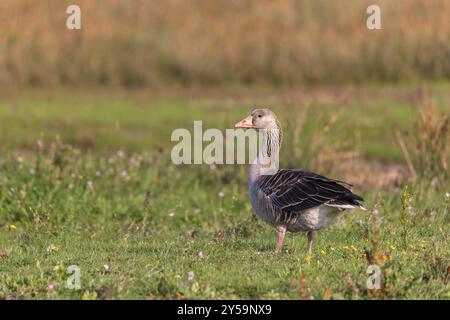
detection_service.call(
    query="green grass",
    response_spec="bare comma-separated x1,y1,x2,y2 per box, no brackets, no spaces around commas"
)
0,86,449,299
3,85,449,160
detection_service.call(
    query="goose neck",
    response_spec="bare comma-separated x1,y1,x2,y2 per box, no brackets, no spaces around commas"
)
249,128,282,183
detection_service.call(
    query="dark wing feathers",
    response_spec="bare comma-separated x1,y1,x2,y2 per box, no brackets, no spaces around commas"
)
257,169,363,212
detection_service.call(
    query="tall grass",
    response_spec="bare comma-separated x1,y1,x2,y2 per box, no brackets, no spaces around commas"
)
0,0,449,87
281,102,357,174
396,96,449,184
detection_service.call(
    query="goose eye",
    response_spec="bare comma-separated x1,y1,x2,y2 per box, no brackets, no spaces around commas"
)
258,114,262,118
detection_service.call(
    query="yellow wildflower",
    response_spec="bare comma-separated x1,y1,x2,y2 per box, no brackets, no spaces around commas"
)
305,255,312,265
47,244,60,252
53,264,65,272
9,224,17,231
320,250,326,255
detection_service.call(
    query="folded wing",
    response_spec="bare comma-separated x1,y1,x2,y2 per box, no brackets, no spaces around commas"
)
257,169,365,212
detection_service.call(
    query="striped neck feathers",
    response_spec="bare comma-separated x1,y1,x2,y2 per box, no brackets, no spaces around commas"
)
249,124,282,182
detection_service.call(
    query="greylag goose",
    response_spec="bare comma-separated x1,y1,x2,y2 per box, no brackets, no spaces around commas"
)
235,109,365,254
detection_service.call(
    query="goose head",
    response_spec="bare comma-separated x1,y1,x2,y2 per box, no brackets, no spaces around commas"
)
235,109,283,172
235,108,281,130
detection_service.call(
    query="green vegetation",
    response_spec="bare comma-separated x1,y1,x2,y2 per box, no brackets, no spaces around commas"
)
0,0,448,301
0,85,448,299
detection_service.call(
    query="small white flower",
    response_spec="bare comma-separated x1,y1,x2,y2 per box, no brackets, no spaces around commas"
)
120,170,128,177
128,157,138,165
46,244,59,252
95,171,102,177
188,271,194,281
117,150,125,158
218,191,225,198
48,282,55,290
445,192,449,199
198,251,204,259
87,181,94,190
430,177,439,187
103,264,110,272
168,212,175,217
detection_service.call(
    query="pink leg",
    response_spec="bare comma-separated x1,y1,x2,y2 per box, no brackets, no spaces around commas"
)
276,226,287,254
306,231,314,255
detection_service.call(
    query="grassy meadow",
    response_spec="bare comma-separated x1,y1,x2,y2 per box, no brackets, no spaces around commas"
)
0,84,448,299
0,0,449,300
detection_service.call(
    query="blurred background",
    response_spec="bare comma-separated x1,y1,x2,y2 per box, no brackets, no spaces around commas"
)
0,0,449,86
0,0,448,179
